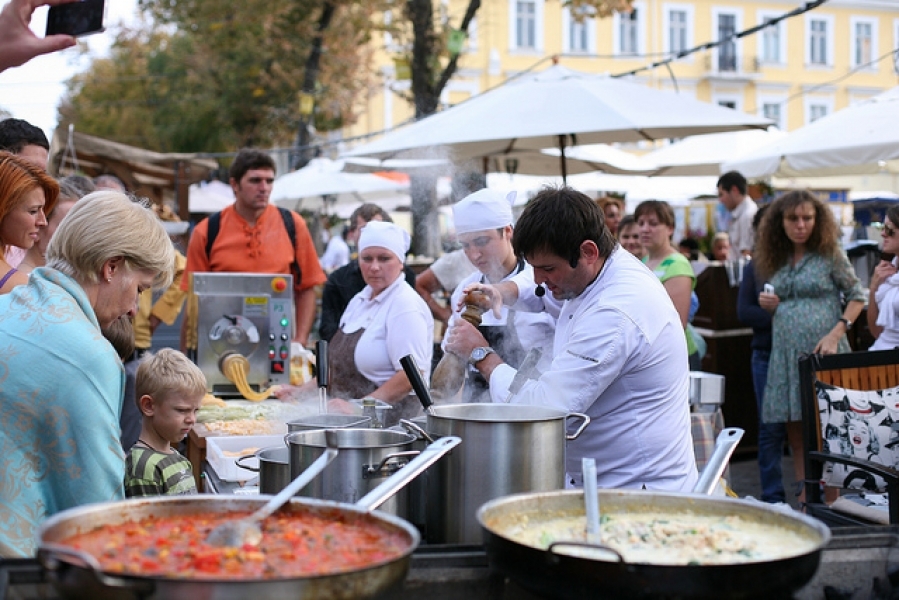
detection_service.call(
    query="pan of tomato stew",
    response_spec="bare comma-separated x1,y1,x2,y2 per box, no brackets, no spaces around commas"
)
38,436,461,600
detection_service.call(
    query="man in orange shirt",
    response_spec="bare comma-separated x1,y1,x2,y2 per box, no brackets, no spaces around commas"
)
181,149,326,348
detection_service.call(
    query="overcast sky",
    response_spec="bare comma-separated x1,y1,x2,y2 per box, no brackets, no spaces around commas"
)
0,0,140,141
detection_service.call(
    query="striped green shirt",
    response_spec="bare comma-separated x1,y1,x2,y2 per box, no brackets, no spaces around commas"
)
125,446,198,498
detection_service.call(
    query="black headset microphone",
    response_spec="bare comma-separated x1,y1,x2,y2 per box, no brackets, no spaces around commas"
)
534,284,545,297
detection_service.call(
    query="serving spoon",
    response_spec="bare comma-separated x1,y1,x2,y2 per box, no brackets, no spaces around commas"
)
206,429,340,548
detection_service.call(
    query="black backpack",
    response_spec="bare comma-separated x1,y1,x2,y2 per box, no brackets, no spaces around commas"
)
204,207,302,287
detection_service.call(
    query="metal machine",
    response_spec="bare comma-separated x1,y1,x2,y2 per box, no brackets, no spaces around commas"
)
193,272,294,397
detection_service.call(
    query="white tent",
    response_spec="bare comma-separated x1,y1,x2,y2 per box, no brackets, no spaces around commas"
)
723,86,899,178
642,129,786,177
188,180,234,213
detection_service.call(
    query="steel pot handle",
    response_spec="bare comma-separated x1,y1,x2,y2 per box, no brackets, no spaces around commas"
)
236,454,260,472
38,542,156,594
565,413,591,441
547,540,624,564
399,418,435,443
364,450,420,478
357,436,461,511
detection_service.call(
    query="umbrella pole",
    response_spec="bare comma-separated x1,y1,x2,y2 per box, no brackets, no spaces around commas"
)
558,134,568,184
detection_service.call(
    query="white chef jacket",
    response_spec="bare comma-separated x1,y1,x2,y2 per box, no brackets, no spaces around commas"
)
444,262,556,374
340,273,434,387
489,247,699,492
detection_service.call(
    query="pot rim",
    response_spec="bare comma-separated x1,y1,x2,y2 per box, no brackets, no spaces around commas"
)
38,494,420,583
286,428,417,450
427,403,569,423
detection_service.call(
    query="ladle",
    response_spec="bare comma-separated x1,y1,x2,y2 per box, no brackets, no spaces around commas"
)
316,339,329,414
400,354,433,414
206,429,340,547
582,458,600,544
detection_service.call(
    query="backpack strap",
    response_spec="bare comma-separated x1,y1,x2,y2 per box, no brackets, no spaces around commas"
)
204,211,222,260
277,207,302,288
203,207,301,288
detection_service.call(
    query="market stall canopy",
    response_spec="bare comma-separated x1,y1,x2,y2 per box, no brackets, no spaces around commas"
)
343,65,771,180
270,157,410,215
722,86,899,178
642,128,786,177
189,180,235,213
48,128,218,219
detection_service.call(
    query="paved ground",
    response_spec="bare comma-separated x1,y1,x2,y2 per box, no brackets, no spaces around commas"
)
728,452,802,510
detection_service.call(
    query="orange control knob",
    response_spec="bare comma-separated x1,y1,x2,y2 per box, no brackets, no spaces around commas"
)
271,277,288,293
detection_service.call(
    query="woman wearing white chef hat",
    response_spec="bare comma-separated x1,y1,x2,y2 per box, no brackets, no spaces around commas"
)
280,221,433,426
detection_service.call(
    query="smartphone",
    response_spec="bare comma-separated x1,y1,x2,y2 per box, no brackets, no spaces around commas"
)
45,0,105,37
763,283,775,295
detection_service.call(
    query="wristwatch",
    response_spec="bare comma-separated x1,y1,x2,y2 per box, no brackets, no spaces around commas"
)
838,317,853,330
469,346,496,366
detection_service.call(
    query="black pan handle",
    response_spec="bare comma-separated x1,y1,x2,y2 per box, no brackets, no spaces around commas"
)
315,340,329,389
400,354,433,412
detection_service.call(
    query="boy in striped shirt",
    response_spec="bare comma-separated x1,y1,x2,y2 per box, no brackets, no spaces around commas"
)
125,348,206,497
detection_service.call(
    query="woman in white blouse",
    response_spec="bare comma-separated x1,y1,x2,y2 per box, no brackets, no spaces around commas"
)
868,206,899,351
281,221,433,426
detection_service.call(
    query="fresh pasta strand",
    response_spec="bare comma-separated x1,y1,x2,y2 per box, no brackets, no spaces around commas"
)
222,355,278,402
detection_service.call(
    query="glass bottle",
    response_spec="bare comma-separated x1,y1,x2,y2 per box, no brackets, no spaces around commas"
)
362,397,383,428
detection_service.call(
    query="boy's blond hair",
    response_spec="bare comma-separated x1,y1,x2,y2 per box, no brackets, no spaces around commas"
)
136,348,207,408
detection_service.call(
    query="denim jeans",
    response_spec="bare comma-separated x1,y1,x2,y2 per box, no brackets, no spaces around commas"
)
752,349,787,503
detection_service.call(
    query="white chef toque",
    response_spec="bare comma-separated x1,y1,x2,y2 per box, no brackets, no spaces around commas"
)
453,189,517,235
358,220,410,263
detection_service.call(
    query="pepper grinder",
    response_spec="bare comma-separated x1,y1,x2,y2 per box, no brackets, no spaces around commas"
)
430,290,489,403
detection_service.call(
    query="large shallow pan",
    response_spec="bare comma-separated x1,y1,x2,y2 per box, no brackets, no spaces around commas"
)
38,436,460,600
478,489,830,600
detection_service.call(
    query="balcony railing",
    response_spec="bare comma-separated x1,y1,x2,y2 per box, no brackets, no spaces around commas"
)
701,54,762,80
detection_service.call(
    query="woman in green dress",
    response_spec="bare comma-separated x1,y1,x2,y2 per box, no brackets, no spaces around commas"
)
754,190,865,497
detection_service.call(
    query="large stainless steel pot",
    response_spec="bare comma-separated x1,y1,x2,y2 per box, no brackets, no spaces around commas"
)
236,446,290,495
287,428,417,518
37,437,461,600
286,414,371,432
477,489,831,600
425,403,589,544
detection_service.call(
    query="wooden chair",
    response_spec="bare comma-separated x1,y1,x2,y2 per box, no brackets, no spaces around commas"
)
799,348,899,526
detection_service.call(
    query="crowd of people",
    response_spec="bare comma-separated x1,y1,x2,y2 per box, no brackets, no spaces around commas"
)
0,107,887,559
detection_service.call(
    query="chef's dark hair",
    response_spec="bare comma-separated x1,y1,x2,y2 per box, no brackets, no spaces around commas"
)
513,186,616,267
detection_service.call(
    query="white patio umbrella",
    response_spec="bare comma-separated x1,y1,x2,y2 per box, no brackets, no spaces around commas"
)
641,128,786,177
188,180,235,213
270,157,409,214
344,65,770,181
722,86,899,178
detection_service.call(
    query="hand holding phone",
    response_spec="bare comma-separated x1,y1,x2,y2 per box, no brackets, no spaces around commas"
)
45,0,105,38
763,283,775,295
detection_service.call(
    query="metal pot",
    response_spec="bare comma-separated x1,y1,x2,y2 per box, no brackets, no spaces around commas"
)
286,414,371,432
236,446,290,495
37,437,461,600
425,403,590,544
477,489,831,600
287,428,417,518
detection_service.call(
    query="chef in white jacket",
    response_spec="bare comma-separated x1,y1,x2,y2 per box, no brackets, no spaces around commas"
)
445,186,698,492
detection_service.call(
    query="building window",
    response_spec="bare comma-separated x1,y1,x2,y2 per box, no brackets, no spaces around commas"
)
851,18,877,68
718,100,736,109
668,9,687,54
761,17,780,63
762,103,782,129
619,8,638,54
568,10,589,52
516,0,536,49
718,13,736,71
809,104,827,122
809,19,828,65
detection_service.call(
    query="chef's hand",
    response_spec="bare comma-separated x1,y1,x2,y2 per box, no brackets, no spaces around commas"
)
871,260,898,293
758,292,779,314
327,398,359,415
459,282,504,318
445,318,488,358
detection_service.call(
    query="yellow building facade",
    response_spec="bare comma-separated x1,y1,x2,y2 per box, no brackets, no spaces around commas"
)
343,0,899,147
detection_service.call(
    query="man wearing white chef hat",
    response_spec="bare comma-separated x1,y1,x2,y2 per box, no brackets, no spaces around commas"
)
446,186,698,492
436,189,555,403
